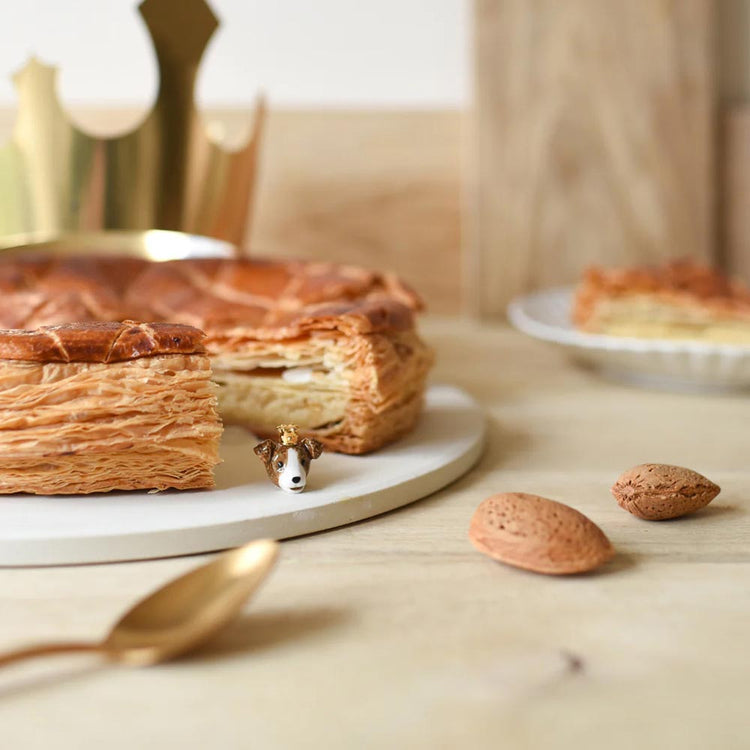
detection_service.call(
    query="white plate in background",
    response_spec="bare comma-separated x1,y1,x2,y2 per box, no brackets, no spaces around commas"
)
508,287,750,392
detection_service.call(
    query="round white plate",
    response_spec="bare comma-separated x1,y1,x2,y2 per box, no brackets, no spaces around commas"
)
0,385,485,567
508,287,750,391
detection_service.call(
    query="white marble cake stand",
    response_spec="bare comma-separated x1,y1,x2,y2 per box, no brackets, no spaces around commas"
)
0,385,485,566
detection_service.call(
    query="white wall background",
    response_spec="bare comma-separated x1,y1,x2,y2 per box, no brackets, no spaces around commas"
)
0,0,469,108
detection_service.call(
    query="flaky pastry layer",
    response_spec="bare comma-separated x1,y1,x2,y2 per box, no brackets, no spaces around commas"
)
0,354,221,494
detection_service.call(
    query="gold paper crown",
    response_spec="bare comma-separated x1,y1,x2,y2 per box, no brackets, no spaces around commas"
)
276,425,301,447
0,0,264,247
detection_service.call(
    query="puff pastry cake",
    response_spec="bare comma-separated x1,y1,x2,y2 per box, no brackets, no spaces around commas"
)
0,256,433,454
0,321,221,494
573,260,750,344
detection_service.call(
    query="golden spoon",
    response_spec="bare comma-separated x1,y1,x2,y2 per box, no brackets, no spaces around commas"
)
0,538,279,668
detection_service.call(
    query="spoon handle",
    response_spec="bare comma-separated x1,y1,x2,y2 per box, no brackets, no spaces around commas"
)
0,641,101,668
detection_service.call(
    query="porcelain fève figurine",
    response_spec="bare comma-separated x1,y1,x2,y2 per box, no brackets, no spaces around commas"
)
254,425,324,493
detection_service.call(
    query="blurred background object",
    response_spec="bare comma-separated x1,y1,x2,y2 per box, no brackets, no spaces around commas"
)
3,1,750,316
0,0,467,313
471,0,714,315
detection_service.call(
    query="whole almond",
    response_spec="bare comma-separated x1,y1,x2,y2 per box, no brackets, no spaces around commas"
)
611,464,720,521
469,492,614,575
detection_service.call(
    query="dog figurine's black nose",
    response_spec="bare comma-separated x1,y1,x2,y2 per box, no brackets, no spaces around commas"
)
292,476,301,484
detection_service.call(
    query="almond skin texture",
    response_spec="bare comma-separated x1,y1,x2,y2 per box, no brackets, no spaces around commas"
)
469,492,614,575
611,464,720,521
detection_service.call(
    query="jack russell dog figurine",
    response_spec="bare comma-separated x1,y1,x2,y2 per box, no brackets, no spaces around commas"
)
254,424,324,493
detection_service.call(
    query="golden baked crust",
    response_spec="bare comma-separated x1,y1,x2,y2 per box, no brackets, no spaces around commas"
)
0,256,421,334
130,258,421,339
573,260,750,343
0,321,205,363
0,256,432,454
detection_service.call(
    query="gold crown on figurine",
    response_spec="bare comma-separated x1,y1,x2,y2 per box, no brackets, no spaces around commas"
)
276,425,301,447
0,0,264,247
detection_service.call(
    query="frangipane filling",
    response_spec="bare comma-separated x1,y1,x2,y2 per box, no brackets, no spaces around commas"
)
210,336,350,432
591,296,750,344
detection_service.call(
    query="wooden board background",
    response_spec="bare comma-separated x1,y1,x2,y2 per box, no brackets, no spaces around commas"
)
471,0,715,316
721,109,750,283
251,110,463,314
718,0,750,283
0,107,463,314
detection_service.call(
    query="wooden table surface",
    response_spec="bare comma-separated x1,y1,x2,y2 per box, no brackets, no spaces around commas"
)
0,318,748,749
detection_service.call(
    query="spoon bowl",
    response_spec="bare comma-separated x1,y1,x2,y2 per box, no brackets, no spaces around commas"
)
0,539,279,669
